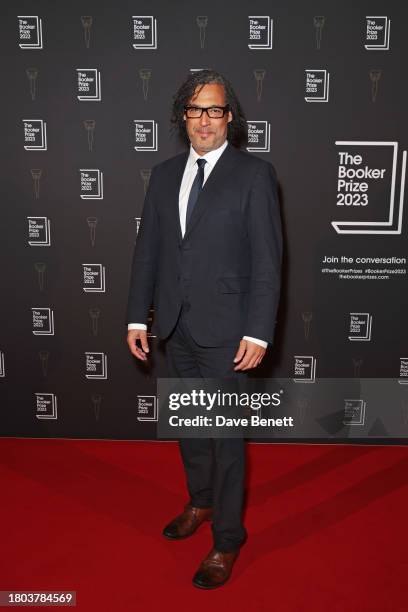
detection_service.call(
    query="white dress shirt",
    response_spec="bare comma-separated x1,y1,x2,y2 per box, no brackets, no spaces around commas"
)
128,139,267,349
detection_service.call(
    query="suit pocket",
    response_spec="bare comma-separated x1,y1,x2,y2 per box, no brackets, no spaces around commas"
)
217,276,250,294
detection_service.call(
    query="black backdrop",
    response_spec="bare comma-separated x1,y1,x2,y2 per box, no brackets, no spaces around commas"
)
1,1,407,442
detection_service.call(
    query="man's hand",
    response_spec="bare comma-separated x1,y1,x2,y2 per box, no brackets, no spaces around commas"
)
127,329,150,361
233,339,266,371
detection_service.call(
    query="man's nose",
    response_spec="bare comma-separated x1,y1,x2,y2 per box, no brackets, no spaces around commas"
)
199,111,210,126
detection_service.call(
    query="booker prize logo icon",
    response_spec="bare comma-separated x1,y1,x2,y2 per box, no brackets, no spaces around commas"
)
28,217,51,246
132,16,158,49
137,396,158,421
82,264,106,292
139,69,151,101
296,397,310,425
253,69,266,101
80,169,103,199
23,119,47,150
91,394,102,421
83,120,96,152
313,16,325,50
343,400,366,426
35,393,58,419
246,121,271,152
348,313,372,341
399,358,408,384
26,67,39,100
89,308,100,336
364,16,390,50
352,356,364,377
369,69,382,103
85,352,108,379
87,217,98,247
32,308,55,335
31,169,42,198
331,141,406,235
293,356,317,383
81,16,93,48
34,262,46,291
18,16,43,49
248,16,273,49
140,168,151,194
76,69,101,101
301,311,313,340
304,69,330,102
38,350,49,377
196,16,208,49
134,120,158,151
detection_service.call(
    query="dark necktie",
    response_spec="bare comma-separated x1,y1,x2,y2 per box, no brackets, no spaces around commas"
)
185,158,207,229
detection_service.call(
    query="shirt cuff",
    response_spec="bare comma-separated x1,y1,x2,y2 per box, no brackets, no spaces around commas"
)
242,335,268,349
128,323,147,330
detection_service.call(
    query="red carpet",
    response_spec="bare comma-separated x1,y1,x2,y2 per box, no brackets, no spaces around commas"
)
0,439,407,611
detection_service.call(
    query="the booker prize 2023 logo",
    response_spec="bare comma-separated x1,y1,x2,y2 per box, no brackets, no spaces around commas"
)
85,353,108,379
18,16,43,49
293,356,317,383
27,217,51,246
348,313,372,341
399,358,408,385
304,70,330,103
246,121,271,152
32,308,54,335
76,69,101,101
82,264,106,292
134,121,158,151
23,120,47,150
80,169,104,199
247,16,273,49
137,396,158,422
343,400,366,426
364,16,391,51
332,141,406,235
35,394,58,419
132,16,158,49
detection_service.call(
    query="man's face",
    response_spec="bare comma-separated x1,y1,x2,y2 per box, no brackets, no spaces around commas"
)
183,83,233,155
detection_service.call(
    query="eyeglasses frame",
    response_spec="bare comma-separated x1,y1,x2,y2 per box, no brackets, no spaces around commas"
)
184,104,231,119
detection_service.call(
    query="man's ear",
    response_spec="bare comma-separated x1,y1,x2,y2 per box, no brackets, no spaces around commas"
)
183,113,186,121
227,111,233,123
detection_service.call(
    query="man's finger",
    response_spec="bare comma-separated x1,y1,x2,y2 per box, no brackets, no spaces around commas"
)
234,347,265,370
127,331,149,361
233,340,247,363
235,356,256,371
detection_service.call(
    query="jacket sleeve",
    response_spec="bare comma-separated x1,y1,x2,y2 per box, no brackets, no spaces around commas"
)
125,166,159,325
244,161,282,345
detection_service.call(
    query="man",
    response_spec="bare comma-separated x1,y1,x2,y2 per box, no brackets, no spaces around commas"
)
126,70,282,589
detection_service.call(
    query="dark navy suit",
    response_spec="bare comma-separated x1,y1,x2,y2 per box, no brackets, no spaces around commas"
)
126,142,282,551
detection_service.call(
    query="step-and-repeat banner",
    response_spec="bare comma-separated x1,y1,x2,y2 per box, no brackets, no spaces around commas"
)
1,2,407,442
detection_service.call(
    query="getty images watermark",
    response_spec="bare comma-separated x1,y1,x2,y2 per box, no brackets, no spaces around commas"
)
157,378,408,440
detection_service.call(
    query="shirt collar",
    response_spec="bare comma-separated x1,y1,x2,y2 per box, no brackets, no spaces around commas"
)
187,139,229,170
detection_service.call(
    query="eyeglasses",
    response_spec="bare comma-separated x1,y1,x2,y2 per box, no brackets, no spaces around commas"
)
184,105,230,118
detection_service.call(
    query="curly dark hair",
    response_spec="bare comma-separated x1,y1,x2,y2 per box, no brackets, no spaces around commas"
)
170,70,247,148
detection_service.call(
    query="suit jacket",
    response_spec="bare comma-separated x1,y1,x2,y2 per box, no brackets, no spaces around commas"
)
126,141,282,347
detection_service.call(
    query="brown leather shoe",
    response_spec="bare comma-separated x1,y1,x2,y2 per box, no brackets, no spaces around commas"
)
192,548,240,589
162,504,212,540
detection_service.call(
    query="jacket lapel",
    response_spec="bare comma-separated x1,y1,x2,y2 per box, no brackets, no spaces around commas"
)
168,151,189,243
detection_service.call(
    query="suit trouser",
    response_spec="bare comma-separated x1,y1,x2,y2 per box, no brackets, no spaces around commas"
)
164,302,248,553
